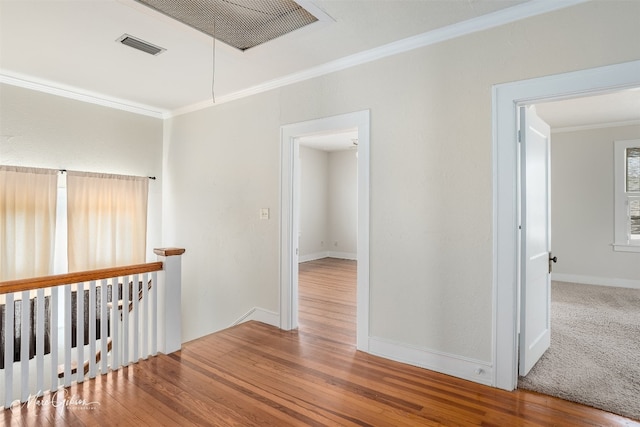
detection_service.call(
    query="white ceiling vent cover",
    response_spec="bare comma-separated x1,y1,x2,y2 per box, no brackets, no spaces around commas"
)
117,34,167,55
134,0,319,51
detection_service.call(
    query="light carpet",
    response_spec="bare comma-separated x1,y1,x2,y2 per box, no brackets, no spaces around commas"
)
518,281,640,421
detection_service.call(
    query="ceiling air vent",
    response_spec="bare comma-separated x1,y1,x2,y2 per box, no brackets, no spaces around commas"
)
134,0,319,51
117,34,166,56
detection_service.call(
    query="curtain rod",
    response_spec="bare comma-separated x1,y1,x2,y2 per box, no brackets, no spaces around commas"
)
59,169,156,180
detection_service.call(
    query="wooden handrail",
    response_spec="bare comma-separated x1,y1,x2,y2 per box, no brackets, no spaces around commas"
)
0,262,163,295
154,247,186,257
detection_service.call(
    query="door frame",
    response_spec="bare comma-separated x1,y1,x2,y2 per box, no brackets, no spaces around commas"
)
492,60,640,390
280,110,370,351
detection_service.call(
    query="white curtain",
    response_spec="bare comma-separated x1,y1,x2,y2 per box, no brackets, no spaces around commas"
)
0,166,58,282
67,171,148,272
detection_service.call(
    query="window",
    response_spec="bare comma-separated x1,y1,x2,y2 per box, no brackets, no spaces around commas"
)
0,166,58,281
66,171,148,272
1,167,150,279
614,139,640,252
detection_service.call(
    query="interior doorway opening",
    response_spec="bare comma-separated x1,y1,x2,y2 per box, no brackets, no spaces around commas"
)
515,89,640,419
493,59,640,391
280,110,370,352
517,88,640,378
297,131,359,345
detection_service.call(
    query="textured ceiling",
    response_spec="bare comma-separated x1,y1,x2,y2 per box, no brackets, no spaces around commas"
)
0,0,529,115
3,0,635,127
535,88,640,130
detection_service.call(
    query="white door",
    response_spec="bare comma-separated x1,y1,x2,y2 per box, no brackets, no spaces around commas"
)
519,106,553,376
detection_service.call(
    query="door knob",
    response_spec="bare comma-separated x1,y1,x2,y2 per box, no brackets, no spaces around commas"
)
548,252,557,273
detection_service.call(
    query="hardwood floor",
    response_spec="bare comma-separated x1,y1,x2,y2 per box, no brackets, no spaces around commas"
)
298,257,357,347
4,258,639,426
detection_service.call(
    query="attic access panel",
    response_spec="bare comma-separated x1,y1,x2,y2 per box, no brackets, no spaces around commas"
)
135,0,318,51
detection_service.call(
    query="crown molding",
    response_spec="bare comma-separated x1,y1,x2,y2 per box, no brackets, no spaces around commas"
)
551,119,640,133
0,72,169,119
2,0,588,119
170,0,589,117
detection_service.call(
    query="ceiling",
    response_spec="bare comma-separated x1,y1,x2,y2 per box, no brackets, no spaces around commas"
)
0,0,637,128
0,0,530,116
535,88,640,130
298,129,358,152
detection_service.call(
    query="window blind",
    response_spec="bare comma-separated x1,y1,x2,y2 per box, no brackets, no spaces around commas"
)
627,147,640,192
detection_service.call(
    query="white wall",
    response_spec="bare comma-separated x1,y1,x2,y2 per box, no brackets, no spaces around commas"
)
551,124,640,288
299,146,357,261
0,84,164,262
163,96,281,340
164,0,640,356
299,145,328,259
3,1,638,372
328,149,358,258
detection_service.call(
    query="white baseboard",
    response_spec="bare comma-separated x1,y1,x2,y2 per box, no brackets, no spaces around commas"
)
328,251,357,260
368,336,493,386
233,311,494,386
298,251,358,263
232,307,280,327
551,273,640,289
299,251,330,263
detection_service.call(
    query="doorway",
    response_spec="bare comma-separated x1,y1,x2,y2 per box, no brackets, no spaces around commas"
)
493,59,640,391
280,110,370,352
518,90,640,381
297,132,359,344
516,90,640,419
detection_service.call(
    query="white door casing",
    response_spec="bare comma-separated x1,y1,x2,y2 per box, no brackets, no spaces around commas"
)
280,110,370,351
519,106,551,376
493,59,640,390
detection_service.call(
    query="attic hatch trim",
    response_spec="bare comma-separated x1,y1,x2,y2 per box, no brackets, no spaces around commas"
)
133,0,331,51
117,34,167,56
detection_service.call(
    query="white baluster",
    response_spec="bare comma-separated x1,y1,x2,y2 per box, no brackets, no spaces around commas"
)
63,284,72,387
36,288,45,396
151,271,157,356
111,280,120,371
142,272,149,359
132,274,139,362
4,293,15,408
100,279,108,374
122,276,129,365
76,282,84,383
88,280,96,378
20,291,30,401
50,286,59,392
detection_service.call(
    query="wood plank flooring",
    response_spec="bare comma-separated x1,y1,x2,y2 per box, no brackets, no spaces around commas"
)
3,258,639,426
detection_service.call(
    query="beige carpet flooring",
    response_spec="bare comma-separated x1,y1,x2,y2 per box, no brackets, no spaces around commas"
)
518,281,640,421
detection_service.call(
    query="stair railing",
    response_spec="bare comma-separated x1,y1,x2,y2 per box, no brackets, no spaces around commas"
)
0,247,184,409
